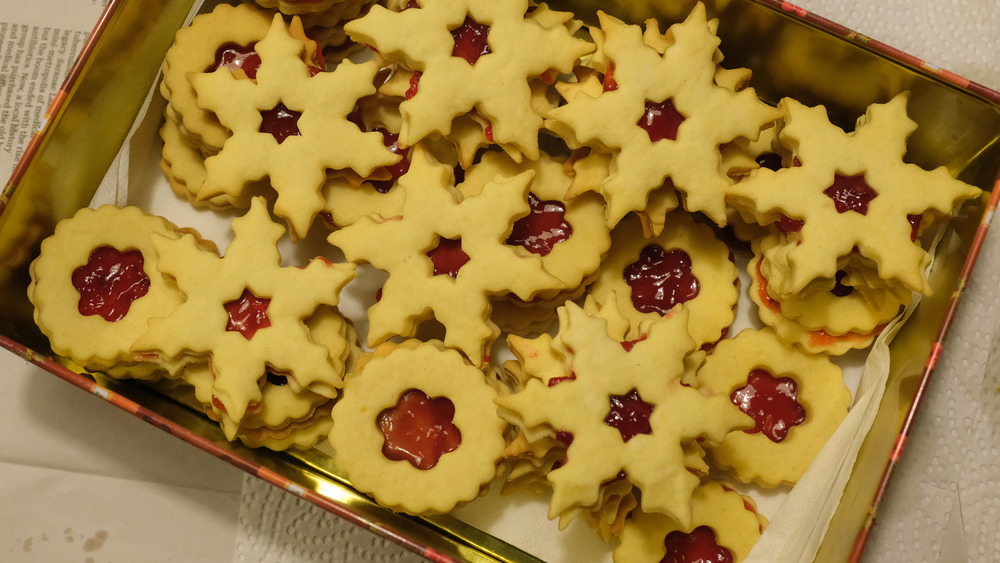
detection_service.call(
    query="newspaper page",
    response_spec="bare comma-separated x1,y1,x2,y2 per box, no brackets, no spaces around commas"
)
0,0,111,181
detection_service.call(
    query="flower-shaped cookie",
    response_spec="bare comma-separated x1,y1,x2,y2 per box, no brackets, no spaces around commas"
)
329,340,507,514
495,301,750,529
28,205,189,378
344,0,594,159
132,197,356,425
726,92,982,298
189,14,400,239
544,6,779,226
695,328,851,486
328,144,563,366
614,480,767,563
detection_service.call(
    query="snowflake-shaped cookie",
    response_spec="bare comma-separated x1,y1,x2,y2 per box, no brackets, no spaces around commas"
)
544,5,779,226
726,92,982,298
495,301,750,528
328,145,563,366
343,0,594,159
132,197,356,425
189,14,400,239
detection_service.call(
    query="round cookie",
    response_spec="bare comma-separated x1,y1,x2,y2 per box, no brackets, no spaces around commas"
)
329,340,507,514
27,205,190,378
695,327,851,487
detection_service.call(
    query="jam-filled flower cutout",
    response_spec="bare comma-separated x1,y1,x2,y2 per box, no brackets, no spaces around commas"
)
72,246,151,322
544,6,779,226
695,328,850,487
726,93,981,299
330,340,506,514
189,14,401,239
132,197,356,431
496,301,749,529
344,0,594,159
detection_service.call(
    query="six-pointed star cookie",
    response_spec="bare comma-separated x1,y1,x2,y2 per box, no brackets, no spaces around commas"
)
132,197,356,427
726,93,982,298
544,5,779,226
190,14,400,240
344,0,594,159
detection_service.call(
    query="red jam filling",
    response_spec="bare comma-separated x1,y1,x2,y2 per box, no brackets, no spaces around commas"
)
72,245,151,322
206,42,261,79
638,99,685,143
451,16,492,66
908,213,921,242
369,128,411,194
548,374,576,387
224,288,272,340
824,174,878,215
621,334,647,352
604,388,654,443
406,71,422,99
377,389,461,470
755,152,783,171
662,526,734,563
731,369,806,443
777,214,805,234
505,193,572,256
427,237,470,279
624,245,700,316
602,62,619,92
259,102,302,144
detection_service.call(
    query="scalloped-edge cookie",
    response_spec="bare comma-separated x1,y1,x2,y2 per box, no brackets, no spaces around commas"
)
344,0,593,159
28,205,190,378
695,328,851,487
544,6,779,226
132,197,356,427
614,480,767,563
726,92,982,298
328,144,563,366
329,339,507,514
590,211,738,351
495,300,750,529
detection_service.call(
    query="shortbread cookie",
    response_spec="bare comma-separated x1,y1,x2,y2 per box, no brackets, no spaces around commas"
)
726,92,982,298
160,3,322,152
189,15,400,239
695,328,851,487
590,211,738,351
132,197,356,427
544,6,779,226
614,480,767,563
495,301,750,529
329,340,507,514
328,144,563,366
28,205,189,378
344,0,594,159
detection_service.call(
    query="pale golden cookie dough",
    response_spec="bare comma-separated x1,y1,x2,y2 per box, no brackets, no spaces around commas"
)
696,328,851,487
28,205,189,378
329,340,507,514
614,480,767,563
590,211,738,350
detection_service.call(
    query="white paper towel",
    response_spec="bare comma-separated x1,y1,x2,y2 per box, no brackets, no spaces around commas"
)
232,1,1000,561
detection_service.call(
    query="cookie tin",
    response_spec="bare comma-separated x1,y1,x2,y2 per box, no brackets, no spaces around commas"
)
1,0,998,561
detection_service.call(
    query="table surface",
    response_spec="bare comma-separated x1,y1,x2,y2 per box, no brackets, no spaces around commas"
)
2,1,998,562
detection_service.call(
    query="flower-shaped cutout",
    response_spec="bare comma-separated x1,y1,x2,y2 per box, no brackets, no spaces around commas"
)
72,246,150,322
544,6,779,226
190,14,400,239
726,93,982,297
495,302,750,528
328,144,563,366
344,0,593,159
132,197,356,426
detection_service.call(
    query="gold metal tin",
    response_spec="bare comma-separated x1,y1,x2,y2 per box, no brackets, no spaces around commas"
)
1,0,998,561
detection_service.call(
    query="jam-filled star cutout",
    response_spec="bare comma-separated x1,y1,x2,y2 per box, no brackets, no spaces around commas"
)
190,14,400,239
223,288,272,340
133,197,356,429
727,93,981,298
